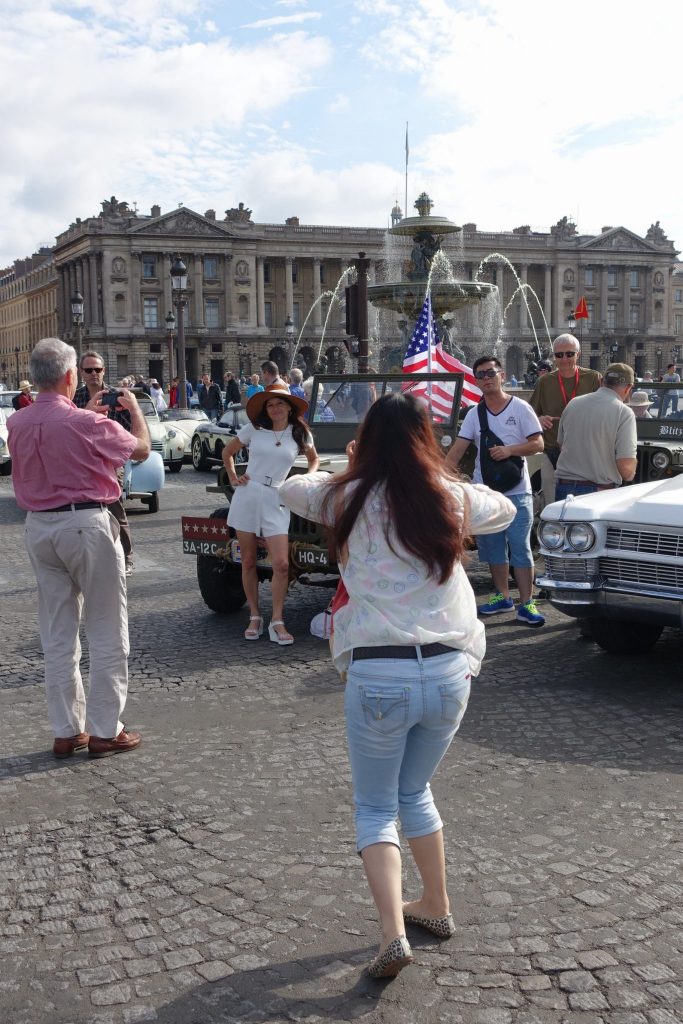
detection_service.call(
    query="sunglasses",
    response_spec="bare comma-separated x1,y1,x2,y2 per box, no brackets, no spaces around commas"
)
554,351,577,359
474,368,500,380
82,366,105,373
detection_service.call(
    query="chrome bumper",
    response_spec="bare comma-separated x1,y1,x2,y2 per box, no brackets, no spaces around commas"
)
537,576,683,627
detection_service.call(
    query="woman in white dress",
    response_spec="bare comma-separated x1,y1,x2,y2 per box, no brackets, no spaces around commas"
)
222,384,319,644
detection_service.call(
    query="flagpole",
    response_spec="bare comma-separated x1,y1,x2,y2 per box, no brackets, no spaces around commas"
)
427,291,433,411
404,122,409,218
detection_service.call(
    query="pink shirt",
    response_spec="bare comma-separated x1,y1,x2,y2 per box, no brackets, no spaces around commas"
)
8,393,138,511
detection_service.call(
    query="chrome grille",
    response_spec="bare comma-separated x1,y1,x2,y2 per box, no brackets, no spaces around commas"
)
606,527,683,557
151,441,165,453
599,557,683,591
542,556,600,582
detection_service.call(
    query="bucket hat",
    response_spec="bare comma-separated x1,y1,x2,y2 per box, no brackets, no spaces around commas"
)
629,390,655,407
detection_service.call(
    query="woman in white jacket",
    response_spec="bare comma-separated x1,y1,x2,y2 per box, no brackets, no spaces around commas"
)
280,392,515,979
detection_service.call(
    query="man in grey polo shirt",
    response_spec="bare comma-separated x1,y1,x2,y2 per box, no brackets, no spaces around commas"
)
554,363,637,501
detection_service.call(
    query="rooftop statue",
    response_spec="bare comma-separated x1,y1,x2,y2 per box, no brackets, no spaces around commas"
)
225,203,253,224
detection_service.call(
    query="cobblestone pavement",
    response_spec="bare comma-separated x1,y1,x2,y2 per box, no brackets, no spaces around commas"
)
1,468,682,1024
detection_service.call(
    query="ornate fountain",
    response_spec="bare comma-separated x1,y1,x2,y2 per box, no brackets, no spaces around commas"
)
367,192,497,318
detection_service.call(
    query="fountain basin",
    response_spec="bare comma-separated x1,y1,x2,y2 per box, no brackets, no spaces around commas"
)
368,280,497,318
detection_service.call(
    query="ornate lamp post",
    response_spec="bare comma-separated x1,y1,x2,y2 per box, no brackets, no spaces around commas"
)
165,311,176,381
71,291,84,364
284,314,294,372
14,346,20,387
170,255,188,409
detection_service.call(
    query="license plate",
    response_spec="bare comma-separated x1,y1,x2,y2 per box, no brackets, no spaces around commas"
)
183,538,226,557
231,538,272,567
292,546,329,569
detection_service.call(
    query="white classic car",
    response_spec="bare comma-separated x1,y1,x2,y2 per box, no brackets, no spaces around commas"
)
537,476,683,653
159,407,210,463
0,408,10,475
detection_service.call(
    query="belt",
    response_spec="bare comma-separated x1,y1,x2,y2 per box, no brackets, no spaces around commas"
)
40,501,108,512
557,479,617,491
352,643,455,661
249,475,284,488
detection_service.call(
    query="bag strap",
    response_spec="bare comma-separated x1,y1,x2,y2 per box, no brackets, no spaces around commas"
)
477,400,490,435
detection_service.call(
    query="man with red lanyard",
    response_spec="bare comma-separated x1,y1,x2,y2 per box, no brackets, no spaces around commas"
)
529,334,600,506
8,337,151,760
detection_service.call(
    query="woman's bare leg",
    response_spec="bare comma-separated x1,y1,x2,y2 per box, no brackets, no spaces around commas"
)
361,842,405,950
402,829,449,917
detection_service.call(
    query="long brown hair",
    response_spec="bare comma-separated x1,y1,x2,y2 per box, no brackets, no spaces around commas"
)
322,392,466,583
253,400,309,454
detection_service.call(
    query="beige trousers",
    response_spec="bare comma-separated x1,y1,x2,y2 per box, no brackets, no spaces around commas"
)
25,507,129,738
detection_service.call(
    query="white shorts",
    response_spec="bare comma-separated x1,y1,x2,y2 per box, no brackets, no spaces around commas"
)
227,481,291,537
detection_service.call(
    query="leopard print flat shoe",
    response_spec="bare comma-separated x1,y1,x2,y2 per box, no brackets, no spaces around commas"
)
366,935,413,979
402,910,456,940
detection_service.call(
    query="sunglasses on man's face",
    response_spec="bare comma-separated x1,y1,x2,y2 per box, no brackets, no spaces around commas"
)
474,368,500,380
554,351,577,359
82,366,104,373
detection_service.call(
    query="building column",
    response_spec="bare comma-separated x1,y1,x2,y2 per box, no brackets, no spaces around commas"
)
130,252,142,327
496,264,504,333
162,253,172,323
622,266,630,332
60,265,70,335
600,266,609,330
82,258,90,327
256,257,266,328
519,264,528,328
223,254,233,327
88,254,100,325
553,263,563,335
312,258,322,330
193,254,204,327
643,266,653,329
544,264,552,329
285,257,294,321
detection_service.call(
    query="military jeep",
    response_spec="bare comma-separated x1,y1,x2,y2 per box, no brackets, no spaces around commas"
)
181,373,465,613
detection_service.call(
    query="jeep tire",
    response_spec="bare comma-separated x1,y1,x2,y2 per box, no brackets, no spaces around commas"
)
197,555,246,613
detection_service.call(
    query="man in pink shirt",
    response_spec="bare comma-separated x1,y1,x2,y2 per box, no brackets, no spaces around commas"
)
8,337,151,759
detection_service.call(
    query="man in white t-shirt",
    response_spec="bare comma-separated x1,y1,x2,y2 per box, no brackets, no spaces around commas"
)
447,355,545,627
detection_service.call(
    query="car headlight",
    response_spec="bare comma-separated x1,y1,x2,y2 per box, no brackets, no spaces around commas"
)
566,523,596,552
166,429,177,439
652,450,671,471
539,521,565,549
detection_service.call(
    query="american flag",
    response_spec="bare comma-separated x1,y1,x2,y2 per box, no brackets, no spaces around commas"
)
402,294,482,415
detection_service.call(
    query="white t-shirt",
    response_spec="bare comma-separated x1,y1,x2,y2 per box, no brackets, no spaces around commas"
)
459,396,542,497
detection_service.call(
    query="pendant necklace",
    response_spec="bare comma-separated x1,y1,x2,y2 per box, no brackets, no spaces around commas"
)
273,427,287,447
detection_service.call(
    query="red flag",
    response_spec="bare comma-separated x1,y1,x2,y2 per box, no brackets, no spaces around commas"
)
574,296,589,319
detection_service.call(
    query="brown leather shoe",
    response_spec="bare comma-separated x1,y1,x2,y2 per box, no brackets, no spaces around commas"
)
88,729,142,759
53,733,90,759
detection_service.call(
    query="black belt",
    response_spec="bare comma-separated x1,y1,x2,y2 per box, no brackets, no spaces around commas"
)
352,643,455,661
41,501,108,512
557,479,617,491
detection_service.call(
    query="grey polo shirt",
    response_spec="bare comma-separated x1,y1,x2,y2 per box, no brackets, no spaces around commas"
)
556,387,637,487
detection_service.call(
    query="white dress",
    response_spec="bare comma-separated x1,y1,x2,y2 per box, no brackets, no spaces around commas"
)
227,423,310,537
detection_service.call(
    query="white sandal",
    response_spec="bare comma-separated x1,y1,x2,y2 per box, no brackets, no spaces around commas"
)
268,620,294,646
244,615,263,641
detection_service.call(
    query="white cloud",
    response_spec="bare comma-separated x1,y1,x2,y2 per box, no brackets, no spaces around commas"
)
243,13,323,29
327,93,350,114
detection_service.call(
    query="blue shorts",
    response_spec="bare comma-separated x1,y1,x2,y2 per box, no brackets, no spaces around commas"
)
476,492,534,568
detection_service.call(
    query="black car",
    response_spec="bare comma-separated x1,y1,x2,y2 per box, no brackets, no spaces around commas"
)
190,404,249,471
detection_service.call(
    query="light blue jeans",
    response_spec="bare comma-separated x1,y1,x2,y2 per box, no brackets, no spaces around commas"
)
344,649,471,853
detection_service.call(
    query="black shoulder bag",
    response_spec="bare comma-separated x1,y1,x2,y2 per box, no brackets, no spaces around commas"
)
477,402,525,493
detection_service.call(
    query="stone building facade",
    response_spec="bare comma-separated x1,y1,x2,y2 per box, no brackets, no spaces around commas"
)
0,250,58,387
1,197,680,386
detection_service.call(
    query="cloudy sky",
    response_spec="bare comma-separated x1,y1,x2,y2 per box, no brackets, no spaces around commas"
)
2,0,682,267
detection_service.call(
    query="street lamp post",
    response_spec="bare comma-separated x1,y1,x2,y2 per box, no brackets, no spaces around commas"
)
71,291,84,364
656,347,662,377
284,315,294,372
170,256,188,410
165,311,176,382
14,346,20,387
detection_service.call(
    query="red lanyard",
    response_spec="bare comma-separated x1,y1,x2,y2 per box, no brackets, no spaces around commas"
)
558,369,579,407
